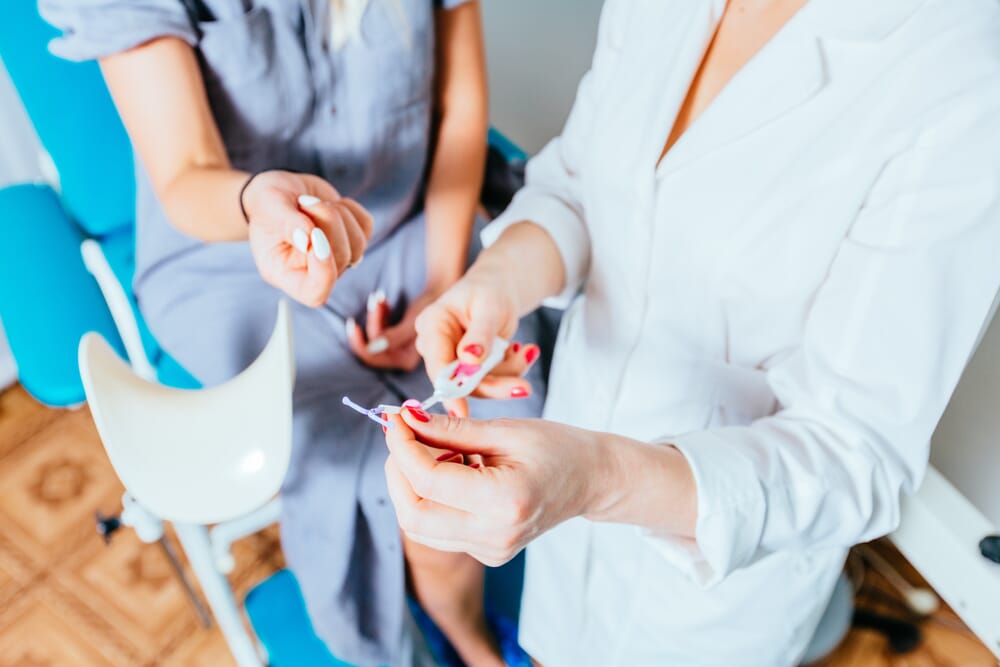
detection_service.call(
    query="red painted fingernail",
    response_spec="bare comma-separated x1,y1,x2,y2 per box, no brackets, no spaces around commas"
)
469,463,481,469
463,344,484,358
382,424,388,433
405,405,430,422
447,409,458,418
437,450,461,462
511,342,521,353
456,363,481,377
510,386,529,398
525,345,540,364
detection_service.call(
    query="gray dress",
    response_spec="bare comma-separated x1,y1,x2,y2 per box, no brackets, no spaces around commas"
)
39,1,546,664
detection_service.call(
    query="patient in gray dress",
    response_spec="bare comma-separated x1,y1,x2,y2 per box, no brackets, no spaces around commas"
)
40,0,545,664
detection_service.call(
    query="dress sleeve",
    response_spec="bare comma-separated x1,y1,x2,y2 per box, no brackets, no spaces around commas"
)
433,0,471,9
39,0,197,62
481,0,625,308
646,91,1000,587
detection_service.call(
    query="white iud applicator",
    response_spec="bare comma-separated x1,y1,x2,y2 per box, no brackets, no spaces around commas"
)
342,337,511,427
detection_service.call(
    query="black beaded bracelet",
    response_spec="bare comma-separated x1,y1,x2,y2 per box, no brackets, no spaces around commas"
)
239,172,262,224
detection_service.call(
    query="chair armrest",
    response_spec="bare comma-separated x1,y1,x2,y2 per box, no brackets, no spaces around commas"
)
0,184,125,405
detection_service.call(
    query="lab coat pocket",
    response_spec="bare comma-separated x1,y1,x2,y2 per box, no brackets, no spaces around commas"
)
198,5,314,167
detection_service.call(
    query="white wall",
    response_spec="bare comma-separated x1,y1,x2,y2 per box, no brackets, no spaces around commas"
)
932,303,1000,526
482,0,603,153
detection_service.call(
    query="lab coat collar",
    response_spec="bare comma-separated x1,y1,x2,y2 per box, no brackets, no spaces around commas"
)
658,0,923,174
660,9,825,174
804,0,927,43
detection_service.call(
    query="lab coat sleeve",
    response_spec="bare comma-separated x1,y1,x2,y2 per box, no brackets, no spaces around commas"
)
39,0,197,62
481,0,626,308
648,98,1000,587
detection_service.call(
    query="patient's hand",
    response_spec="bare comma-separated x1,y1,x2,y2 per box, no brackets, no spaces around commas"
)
345,290,431,372
244,170,373,308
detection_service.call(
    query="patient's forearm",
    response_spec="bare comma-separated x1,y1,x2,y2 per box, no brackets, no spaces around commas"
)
467,221,566,316
100,37,251,242
159,167,252,242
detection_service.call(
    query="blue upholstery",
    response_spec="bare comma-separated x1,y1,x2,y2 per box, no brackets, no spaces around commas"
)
0,3,197,399
487,128,528,163
0,0,134,237
245,570,355,667
0,184,124,405
246,560,528,667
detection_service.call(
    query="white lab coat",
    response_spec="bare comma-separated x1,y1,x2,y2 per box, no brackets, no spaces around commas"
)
484,0,1000,665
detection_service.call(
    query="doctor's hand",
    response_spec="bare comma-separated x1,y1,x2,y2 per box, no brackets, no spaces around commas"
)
383,408,612,566
243,170,373,308
414,268,539,417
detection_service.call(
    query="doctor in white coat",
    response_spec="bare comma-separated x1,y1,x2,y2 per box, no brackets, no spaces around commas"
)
381,0,1000,664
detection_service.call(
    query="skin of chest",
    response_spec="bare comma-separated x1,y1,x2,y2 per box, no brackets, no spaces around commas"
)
661,0,810,162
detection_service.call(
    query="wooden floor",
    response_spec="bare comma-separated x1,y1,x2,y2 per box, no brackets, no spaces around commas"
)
0,384,994,667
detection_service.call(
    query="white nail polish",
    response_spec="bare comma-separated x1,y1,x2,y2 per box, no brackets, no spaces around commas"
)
292,229,309,254
346,317,357,338
367,337,389,354
297,194,321,208
367,288,387,312
311,228,331,260
352,255,364,268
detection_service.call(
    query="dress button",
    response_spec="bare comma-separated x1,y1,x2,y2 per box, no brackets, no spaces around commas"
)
376,497,387,507
333,166,348,178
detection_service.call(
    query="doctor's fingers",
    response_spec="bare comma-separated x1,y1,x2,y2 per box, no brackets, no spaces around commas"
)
455,297,515,366
385,457,524,562
414,303,467,378
472,343,541,399
385,413,502,513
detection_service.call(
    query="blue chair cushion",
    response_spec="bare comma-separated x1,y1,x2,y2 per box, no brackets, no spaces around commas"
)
488,128,528,163
0,1,135,237
246,556,529,667
245,569,356,667
0,184,125,406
